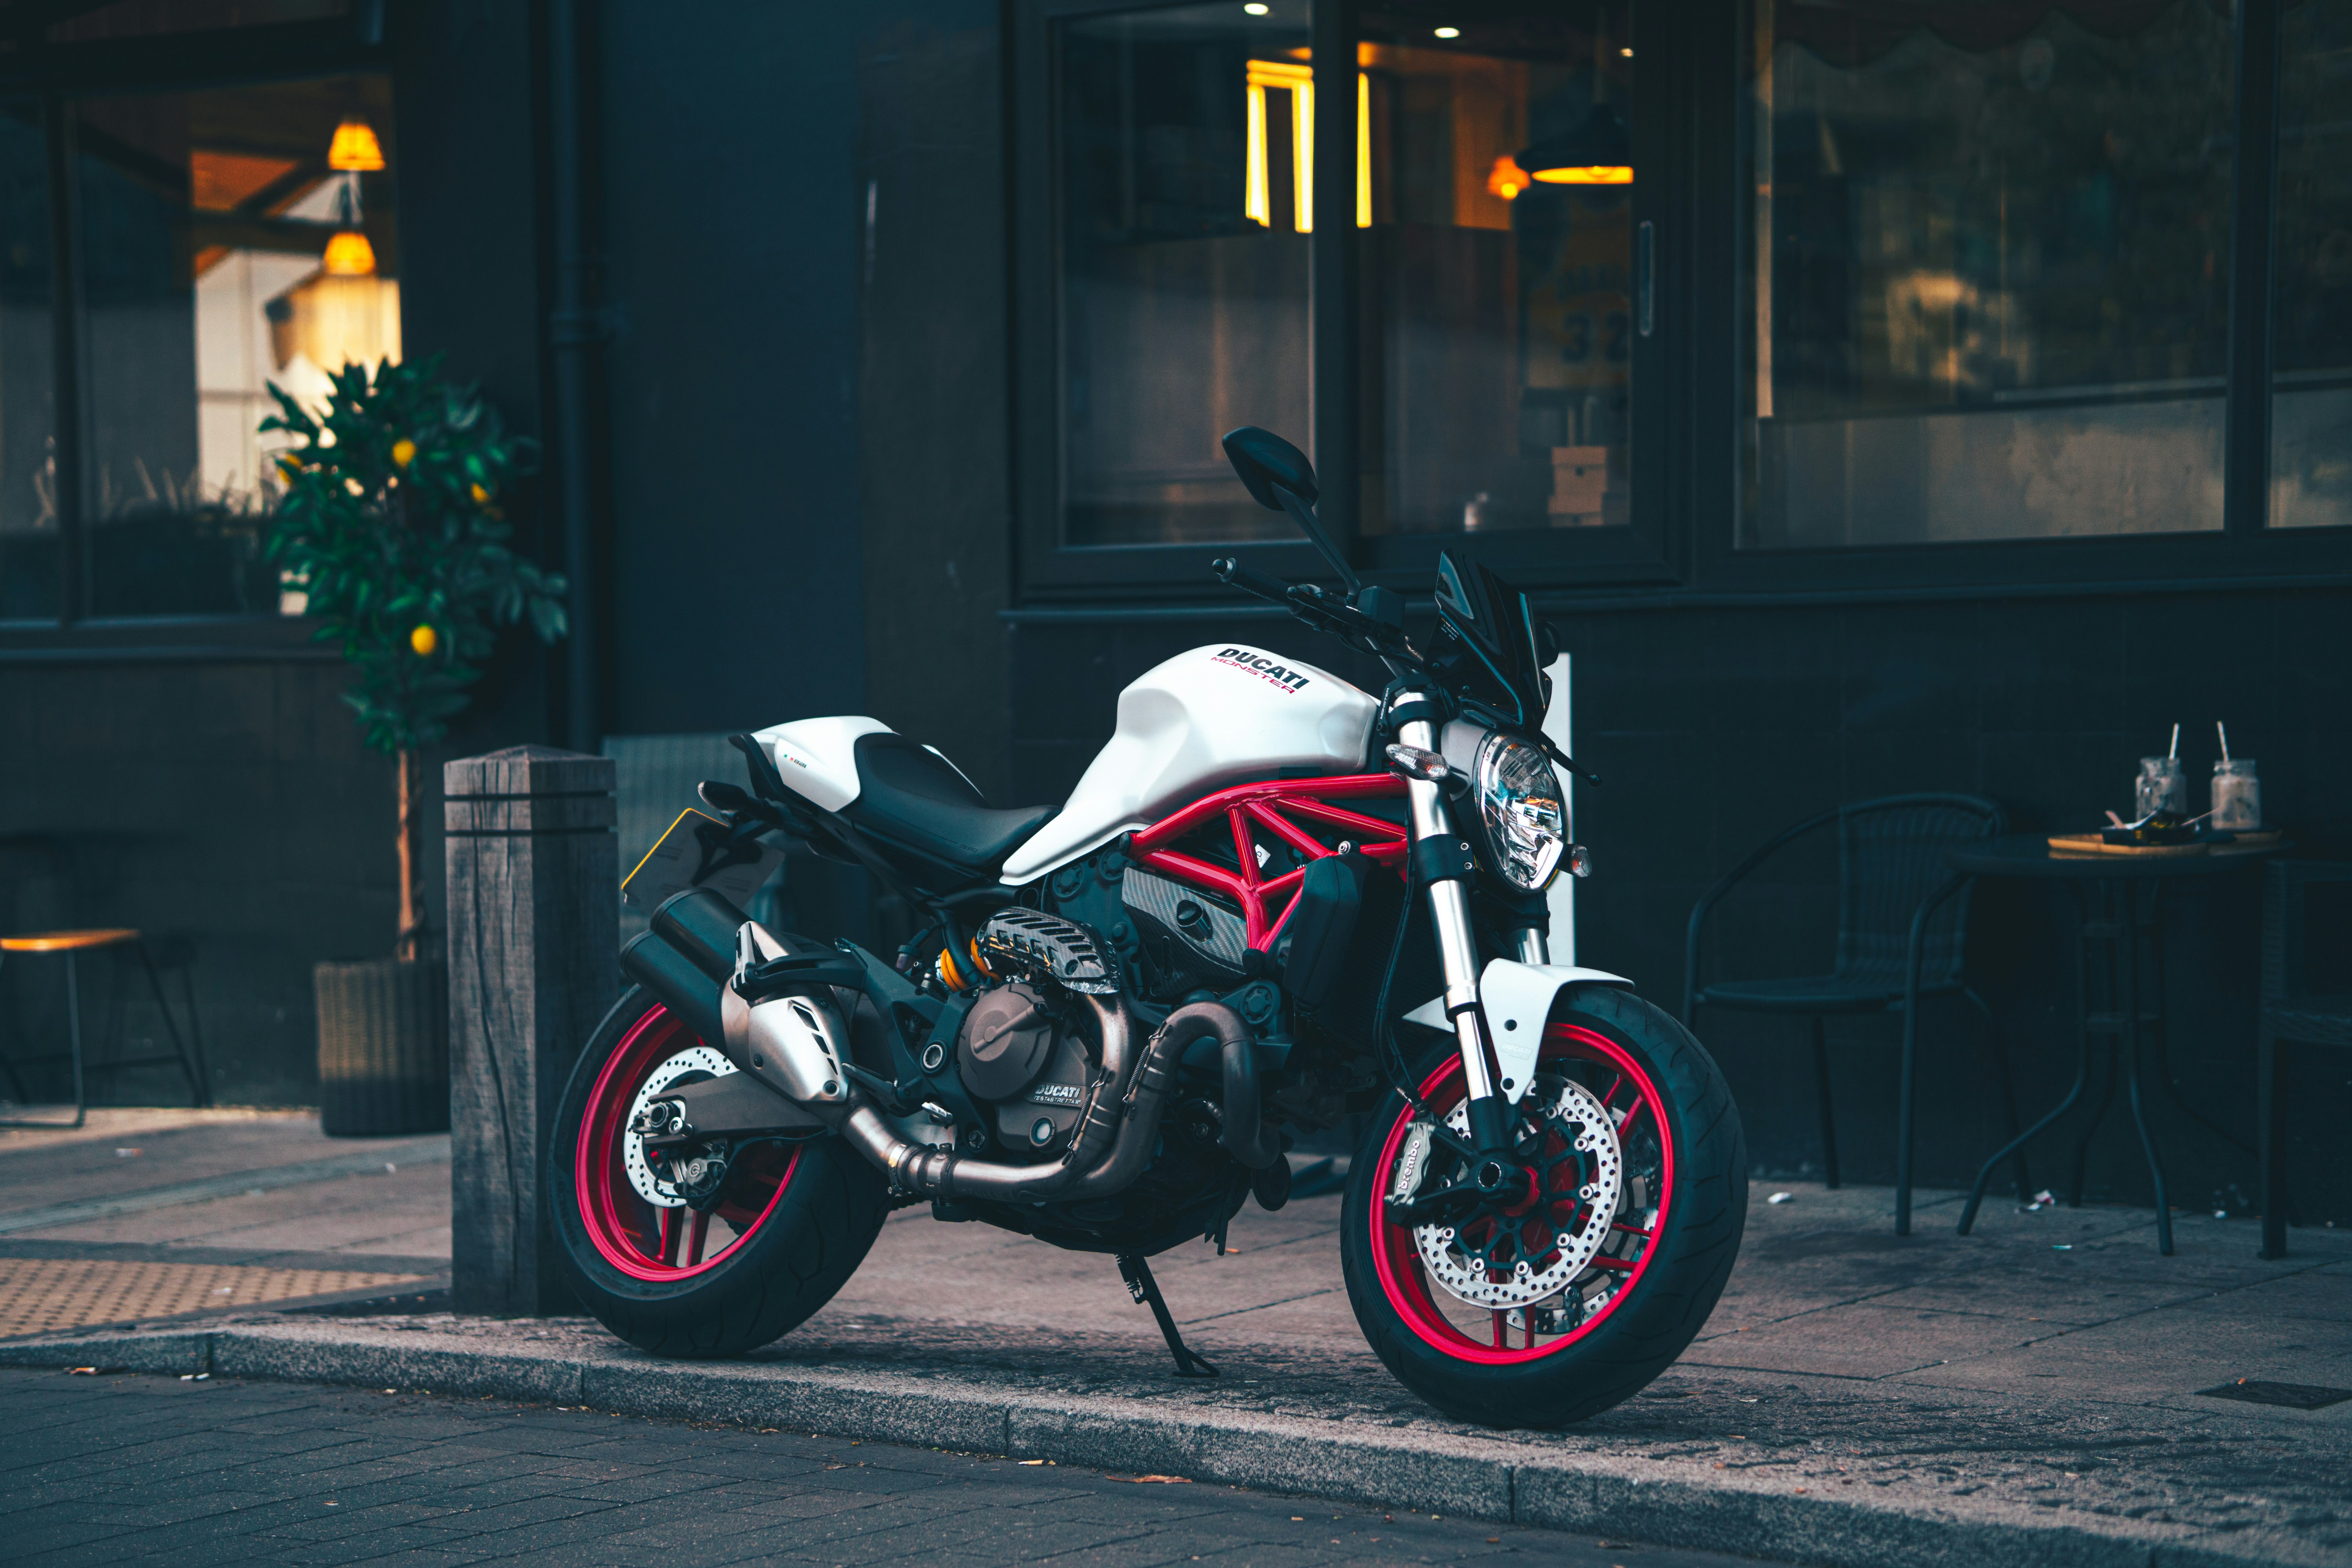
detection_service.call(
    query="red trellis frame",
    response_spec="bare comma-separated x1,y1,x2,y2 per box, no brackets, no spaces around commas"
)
1127,773,1409,950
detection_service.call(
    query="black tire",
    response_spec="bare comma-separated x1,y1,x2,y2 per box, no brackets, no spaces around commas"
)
1340,986,1746,1427
548,986,891,1358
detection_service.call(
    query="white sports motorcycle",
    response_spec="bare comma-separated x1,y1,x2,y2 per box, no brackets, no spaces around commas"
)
552,427,1746,1426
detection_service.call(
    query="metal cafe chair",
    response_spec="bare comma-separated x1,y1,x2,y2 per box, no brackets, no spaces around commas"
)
0,928,210,1129
2258,861,2352,1259
1684,794,2024,1234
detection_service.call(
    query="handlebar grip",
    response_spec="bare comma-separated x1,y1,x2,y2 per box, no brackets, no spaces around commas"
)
1210,555,1295,606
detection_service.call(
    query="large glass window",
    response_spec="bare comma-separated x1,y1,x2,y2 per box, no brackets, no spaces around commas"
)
1358,5,1634,537
1740,1,2235,548
1058,1,1312,546
2273,0,2352,530
78,76,397,616
0,66,394,625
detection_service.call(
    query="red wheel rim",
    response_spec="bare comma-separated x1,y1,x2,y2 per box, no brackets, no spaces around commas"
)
1370,1023,1675,1364
575,1005,800,1281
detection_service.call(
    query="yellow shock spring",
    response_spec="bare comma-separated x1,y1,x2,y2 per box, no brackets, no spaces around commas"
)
935,937,993,993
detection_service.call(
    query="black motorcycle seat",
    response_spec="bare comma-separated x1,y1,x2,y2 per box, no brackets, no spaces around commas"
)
842,733,1057,871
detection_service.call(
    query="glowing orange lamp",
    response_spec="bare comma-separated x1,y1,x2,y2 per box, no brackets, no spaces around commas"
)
323,230,376,276
1516,104,1632,190
1488,155,1532,201
327,116,385,172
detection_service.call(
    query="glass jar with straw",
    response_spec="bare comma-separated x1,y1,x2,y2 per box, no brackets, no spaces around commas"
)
2136,724,2189,820
2212,722,2261,831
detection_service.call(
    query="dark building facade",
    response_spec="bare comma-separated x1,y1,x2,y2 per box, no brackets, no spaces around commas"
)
1,0,2345,1222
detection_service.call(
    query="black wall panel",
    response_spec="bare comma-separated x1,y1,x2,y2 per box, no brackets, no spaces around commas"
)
598,2,866,737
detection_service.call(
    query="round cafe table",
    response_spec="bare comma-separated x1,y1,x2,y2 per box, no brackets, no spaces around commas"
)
1944,834,2282,1256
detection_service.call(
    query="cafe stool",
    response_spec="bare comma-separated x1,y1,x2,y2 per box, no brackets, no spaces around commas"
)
0,929,210,1129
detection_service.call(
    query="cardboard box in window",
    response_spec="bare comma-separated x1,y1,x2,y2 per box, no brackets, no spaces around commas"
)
1549,446,1607,521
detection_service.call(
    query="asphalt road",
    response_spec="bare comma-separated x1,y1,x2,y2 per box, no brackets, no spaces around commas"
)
0,1367,1789,1568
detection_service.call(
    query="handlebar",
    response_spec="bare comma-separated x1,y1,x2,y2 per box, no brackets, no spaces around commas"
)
1210,556,1294,606
1210,555,1424,679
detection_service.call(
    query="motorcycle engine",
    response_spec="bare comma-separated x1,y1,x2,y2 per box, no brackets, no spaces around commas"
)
945,909,1118,1160
954,980,1093,1156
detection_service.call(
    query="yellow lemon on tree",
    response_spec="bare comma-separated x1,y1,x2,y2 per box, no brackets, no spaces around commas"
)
469,481,491,505
391,438,417,468
410,624,438,657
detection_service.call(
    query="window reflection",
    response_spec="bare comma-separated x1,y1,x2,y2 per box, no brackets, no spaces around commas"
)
1058,2,1312,547
1358,5,1634,537
78,76,395,616
0,104,54,621
47,0,349,44
2272,0,2352,530
1740,1,2233,548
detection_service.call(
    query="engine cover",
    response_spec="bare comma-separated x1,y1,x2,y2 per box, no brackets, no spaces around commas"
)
953,978,1096,1157
958,983,1057,1101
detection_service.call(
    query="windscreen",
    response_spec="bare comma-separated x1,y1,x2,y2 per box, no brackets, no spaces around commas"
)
1432,553,1550,727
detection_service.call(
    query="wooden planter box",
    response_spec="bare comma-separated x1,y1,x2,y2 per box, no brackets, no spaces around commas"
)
314,956,449,1137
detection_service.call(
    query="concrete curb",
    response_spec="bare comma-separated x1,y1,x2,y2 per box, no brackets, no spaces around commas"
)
2,1323,2337,1568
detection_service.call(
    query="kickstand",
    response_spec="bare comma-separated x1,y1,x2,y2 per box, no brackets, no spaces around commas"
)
1116,1253,1218,1379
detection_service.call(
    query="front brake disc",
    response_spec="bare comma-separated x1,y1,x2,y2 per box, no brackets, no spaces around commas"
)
1414,1076,1623,1310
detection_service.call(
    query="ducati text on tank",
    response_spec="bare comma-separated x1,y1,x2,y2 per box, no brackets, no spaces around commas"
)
1210,647,1312,692
553,423,1745,1428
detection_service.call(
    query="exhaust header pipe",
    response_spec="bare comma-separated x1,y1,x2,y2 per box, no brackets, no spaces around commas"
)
830,1001,1252,1204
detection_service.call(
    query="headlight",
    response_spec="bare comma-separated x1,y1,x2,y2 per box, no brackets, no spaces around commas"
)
1474,733,1566,891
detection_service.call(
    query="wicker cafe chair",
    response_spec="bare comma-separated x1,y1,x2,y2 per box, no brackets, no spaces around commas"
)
1684,794,2020,1234
2258,861,2352,1259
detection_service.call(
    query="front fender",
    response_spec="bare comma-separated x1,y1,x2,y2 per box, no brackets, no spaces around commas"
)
1403,959,1633,1105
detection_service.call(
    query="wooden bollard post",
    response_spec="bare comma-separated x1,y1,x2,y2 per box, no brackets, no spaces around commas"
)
444,744,617,1316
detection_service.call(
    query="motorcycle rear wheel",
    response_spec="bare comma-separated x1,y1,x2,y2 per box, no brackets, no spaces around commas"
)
1341,986,1746,1427
549,986,889,1357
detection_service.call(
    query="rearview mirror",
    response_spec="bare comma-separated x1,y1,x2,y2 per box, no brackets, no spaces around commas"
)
1221,426,1318,510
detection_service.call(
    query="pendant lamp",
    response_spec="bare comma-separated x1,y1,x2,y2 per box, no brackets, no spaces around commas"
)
1515,103,1631,186
327,115,385,173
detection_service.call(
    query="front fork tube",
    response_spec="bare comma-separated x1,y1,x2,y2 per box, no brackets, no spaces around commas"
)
1396,705,1514,1156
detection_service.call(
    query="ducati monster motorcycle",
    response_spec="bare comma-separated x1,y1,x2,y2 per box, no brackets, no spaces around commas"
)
552,426,1746,1427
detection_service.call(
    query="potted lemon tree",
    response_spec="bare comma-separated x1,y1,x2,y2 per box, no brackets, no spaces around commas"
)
265,358,567,1136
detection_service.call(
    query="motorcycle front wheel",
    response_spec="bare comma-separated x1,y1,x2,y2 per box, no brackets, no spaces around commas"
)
1341,985,1746,1427
549,986,889,1357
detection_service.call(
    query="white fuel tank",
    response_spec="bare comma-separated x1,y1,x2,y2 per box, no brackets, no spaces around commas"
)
999,644,1379,884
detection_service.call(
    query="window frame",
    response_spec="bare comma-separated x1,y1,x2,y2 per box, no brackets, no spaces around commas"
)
1014,0,2352,610
1689,0,2352,600
1011,0,1683,603
0,9,387,652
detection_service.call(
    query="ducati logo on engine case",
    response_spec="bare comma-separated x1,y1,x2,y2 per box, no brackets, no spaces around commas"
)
1212,648,1310,692
1026,1082,1085,1107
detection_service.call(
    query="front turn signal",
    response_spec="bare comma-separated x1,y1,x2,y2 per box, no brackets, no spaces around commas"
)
1385,743,1452,784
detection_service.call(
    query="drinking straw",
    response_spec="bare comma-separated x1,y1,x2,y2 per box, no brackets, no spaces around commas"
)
2168,722,2180,761
2218,721,2232,765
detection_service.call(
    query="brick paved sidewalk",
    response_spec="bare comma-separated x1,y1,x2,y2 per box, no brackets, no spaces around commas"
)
0,1111,448,1337
4,1116,2347,1564
0,1367,1782,1568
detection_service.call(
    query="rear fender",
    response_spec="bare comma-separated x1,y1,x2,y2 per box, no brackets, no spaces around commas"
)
1403,959,1633,1106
